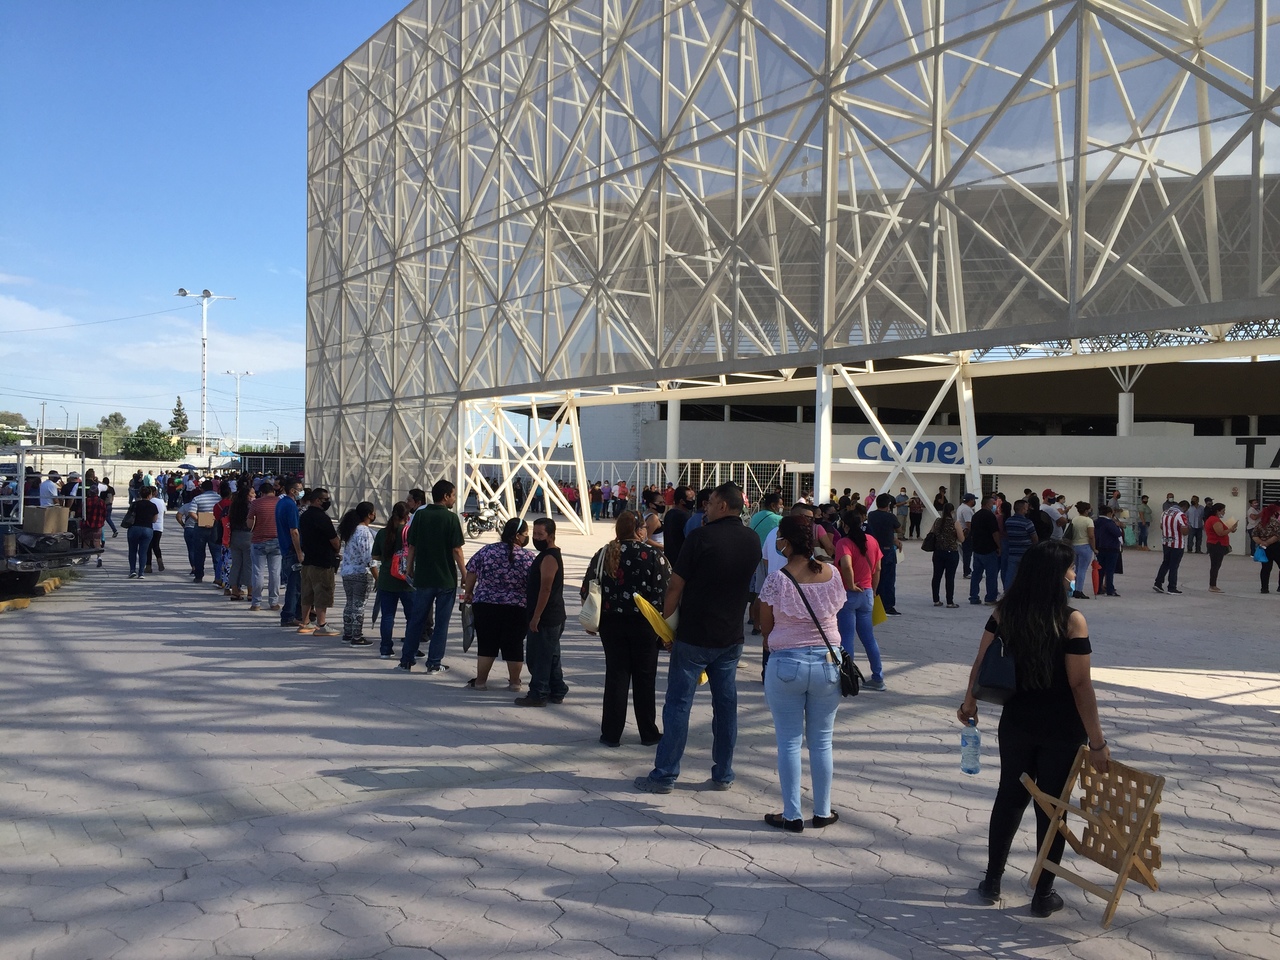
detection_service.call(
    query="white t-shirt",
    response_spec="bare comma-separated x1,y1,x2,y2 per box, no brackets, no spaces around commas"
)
149,496,166,532
39,479,60,506
1043,503,1065,539
956,504,975,528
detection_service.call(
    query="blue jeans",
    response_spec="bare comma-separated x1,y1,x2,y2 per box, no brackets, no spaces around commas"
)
183,525,215,579
1187,526,1203,553
127,526,153,575
969,551,1000,603
401,586,456,668
378,590,412,656
877,547,896,611
764,647,841,822
280,548,301,623
1137,522,1149,547
104,507,117,536
526,620,568,701
1156,546,1184,590
1072,545,1094,595
251,540,282,607
836,589,882,682
1005,553,1026,590
649,641,742,787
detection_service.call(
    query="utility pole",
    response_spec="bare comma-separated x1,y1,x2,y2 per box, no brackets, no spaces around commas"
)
222,370,253,450
176,288,235,457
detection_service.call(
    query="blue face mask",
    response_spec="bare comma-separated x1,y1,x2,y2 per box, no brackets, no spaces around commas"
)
775,539,787,558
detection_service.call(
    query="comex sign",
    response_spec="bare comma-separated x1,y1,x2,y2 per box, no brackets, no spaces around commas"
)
856,436,995,466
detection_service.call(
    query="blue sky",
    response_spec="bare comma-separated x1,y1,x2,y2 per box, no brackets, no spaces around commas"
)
0,0,407,448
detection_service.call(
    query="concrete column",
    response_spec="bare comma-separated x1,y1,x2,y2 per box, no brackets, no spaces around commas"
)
1117,392,1134,437
1248,415,1259,435
664,397,681,487
955,368,982,496
815,366,834,503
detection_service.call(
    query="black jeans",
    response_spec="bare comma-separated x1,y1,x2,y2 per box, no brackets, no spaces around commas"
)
1260,542,1280,592
987,725,1083,896
599,619,661,745
932,550,959,602
909,513,922,538
1207,543,1229,587
1155,545,1184,589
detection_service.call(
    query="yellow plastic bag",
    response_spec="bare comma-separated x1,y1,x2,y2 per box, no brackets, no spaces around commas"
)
634,596,705,683
872,594,888,626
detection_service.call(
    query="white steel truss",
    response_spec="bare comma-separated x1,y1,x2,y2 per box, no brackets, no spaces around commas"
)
308,0,1280,510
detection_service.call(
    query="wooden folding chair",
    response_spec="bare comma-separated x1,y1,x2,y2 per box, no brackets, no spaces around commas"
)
1021,746,1164,928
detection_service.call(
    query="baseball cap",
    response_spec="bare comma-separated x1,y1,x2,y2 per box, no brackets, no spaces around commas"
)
962,492,976,502
1041,488,1055,500
67,471,81,480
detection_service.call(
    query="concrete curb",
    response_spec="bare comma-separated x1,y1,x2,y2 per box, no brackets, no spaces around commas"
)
0,576,65,612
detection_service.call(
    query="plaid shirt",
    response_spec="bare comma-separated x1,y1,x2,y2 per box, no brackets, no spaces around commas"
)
84,496,108,529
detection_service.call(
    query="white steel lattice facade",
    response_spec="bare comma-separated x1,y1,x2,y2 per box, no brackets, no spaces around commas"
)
308,0,1280,514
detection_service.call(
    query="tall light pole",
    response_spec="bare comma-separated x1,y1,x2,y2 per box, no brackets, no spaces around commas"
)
268,420,280,450
222,370,253,449
59,405,69,437
176,287,235,458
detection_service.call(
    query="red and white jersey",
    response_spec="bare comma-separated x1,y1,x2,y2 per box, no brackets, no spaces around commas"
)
1161,507,1187,549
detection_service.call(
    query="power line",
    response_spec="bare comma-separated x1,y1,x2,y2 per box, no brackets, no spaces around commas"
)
0,302,200,335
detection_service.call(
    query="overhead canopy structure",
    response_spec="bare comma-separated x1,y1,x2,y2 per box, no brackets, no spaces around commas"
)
307,0,1280,523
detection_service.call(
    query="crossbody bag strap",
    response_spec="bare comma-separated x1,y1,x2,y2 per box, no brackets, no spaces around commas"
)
779,568,843,664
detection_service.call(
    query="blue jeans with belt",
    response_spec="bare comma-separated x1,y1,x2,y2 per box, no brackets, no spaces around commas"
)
764,646,841,821
836,589,882,683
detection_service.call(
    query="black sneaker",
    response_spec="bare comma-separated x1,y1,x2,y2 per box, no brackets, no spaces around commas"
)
514,695,547,707
1152,583,1164,593
425,663,450,674
1167,587,1183,594
379,652,393,659
977,878,1001,903
394,663,412,672
349,637,372,646
884,608,902,616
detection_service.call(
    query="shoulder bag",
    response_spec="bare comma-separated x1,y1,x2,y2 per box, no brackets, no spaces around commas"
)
120,504,137,529
578,546,607,633
921,520,938,552
970,626,1017,705
780,568,863,697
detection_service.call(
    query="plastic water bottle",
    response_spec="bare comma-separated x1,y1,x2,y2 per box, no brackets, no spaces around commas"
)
960,719,981,775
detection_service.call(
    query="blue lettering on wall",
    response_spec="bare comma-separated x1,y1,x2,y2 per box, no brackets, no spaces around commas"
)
855,435,993,465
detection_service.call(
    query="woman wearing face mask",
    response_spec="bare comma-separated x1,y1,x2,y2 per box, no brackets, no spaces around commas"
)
757,515,844,832
462,517,536,690
640,491,665,550
957,540,1109,918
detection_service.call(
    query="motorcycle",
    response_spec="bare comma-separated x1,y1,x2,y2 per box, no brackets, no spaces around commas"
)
463,500,502,539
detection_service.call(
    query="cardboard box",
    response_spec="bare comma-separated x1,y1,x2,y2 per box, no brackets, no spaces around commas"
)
23,505,70,535
196,511,215,528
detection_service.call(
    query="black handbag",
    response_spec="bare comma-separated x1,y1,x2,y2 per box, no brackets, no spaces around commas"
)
971,629,1017,705
780,569,863,697
120,504,137,529
921,530,937,552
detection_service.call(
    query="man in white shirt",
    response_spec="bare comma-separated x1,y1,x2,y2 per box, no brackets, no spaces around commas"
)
957,492,976,577
39,471,61,507
1041,487,1068,540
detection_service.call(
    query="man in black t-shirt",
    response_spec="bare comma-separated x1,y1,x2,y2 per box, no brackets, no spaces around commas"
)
866,493,903,615
297,489,340,635
968,496,1002,606
662,485,694,565
635,482,761,795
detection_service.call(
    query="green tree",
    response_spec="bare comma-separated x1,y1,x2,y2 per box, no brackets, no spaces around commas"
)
119,424,176,460
0,429,20,445
0,410,29,428
138,419,165,433
169,396,189,434
98,412,131,456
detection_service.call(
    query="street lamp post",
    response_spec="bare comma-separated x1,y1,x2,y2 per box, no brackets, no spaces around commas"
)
222,370,253,450
176,288,235,459
268,420,280,450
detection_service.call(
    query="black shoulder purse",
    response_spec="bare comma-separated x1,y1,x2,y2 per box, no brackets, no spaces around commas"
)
971,627,1018,705
780,569,863,697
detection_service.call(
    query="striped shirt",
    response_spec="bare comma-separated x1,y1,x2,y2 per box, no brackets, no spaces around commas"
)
1161,507,1187,549
249,494,280,543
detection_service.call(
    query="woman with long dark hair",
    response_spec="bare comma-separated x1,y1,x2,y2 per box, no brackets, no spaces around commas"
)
225,485,255,600
757,515,844,832
372,501,413,658
595,510,667,747
461,516,535,689
834,507,885,691
337,501,378,645
1204,502,1237,593
957,539,1109,918
929,501,965,607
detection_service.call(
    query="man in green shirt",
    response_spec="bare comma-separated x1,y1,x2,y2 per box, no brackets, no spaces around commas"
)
397,479,465,674
1136,495,1154,550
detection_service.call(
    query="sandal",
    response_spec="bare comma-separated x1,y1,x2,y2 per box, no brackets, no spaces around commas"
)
465,678,488,690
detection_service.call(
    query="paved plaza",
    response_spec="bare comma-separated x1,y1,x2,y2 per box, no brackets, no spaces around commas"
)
1,529,1277,960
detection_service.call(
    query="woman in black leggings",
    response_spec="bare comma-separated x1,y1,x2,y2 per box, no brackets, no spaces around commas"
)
957,540,1109,918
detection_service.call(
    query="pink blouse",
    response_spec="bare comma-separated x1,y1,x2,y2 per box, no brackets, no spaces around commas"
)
758,568,845,651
